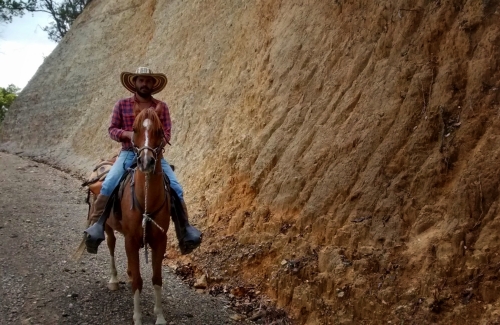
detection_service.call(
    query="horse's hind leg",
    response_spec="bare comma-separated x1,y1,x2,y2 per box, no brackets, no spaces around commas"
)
105,225,119,291
151,237,167,325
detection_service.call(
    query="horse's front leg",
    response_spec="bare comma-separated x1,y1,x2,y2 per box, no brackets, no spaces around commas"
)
125,237,143,325
105,225,119,291
151,236,167,325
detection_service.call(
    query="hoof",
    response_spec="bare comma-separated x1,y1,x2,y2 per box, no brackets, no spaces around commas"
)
155,317,167,325
107,282,119,291
133,317,142,325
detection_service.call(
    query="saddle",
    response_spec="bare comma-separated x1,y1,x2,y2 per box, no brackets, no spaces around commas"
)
82,157,197,255
82,156,117,196
82,157,173,222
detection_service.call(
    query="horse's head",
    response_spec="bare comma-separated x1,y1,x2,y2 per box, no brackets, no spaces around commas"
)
132,105,165,173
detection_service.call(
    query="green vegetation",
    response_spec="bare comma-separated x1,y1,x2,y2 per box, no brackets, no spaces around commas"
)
0,0,91,42
0,84,20,122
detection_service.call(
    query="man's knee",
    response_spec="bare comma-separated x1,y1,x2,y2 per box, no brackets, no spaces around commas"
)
101,169,125,195
101,179,118,196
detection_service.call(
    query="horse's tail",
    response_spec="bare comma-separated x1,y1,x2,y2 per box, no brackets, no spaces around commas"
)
72,235,87,261
72,190,92,261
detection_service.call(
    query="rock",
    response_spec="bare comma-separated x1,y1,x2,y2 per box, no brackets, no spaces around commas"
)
194,274,208,289
229,313,245,321
249,311,266,321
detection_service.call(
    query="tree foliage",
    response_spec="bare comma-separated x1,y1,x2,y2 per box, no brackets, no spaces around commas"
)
0,84,20,122
0,0,91,42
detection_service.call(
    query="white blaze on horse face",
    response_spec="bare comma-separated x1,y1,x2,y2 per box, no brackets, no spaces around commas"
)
143,119,152,147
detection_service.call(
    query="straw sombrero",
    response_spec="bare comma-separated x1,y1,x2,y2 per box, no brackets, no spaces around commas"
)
120,67,168,94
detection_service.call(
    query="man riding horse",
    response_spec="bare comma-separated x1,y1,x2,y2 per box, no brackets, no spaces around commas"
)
84,67,202,254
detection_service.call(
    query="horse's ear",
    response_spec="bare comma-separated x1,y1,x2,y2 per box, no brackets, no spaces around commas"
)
133,101,141,117
154,102,163,117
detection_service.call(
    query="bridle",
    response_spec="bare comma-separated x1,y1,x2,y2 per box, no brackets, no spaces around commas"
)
131,133,165,172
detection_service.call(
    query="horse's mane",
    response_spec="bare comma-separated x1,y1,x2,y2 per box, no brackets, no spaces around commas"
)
133,105,164,136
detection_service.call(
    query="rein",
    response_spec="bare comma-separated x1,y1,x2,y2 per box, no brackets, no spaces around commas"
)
141,173,166,264
129,169,168,264
129,136,168,263
129,169,169,216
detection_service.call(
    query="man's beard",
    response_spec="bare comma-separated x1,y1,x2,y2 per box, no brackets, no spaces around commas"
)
137,87,152,98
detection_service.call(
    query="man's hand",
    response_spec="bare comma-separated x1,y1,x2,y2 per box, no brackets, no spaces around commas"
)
121,131,133,141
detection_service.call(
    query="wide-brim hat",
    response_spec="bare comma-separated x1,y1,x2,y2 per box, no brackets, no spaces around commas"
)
120,67,168,95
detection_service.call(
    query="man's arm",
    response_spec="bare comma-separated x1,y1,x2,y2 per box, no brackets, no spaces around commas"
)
108,101,132,142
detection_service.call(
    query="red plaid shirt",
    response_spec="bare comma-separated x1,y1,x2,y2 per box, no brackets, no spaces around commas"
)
108,95,172,151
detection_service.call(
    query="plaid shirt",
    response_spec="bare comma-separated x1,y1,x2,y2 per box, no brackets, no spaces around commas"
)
108,95,172,151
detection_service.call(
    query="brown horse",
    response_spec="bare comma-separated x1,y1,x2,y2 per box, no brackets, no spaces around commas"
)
105,107,170,325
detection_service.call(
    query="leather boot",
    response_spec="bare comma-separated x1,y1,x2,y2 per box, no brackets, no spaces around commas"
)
84,194,110,254
171,191,202,255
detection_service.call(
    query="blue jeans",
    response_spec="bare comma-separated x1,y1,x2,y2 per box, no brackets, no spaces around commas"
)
100,150,184,201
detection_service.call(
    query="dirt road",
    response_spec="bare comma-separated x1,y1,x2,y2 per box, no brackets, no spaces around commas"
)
0,152,251,325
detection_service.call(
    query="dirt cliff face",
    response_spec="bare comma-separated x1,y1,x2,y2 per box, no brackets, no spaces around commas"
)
2,0,500,323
